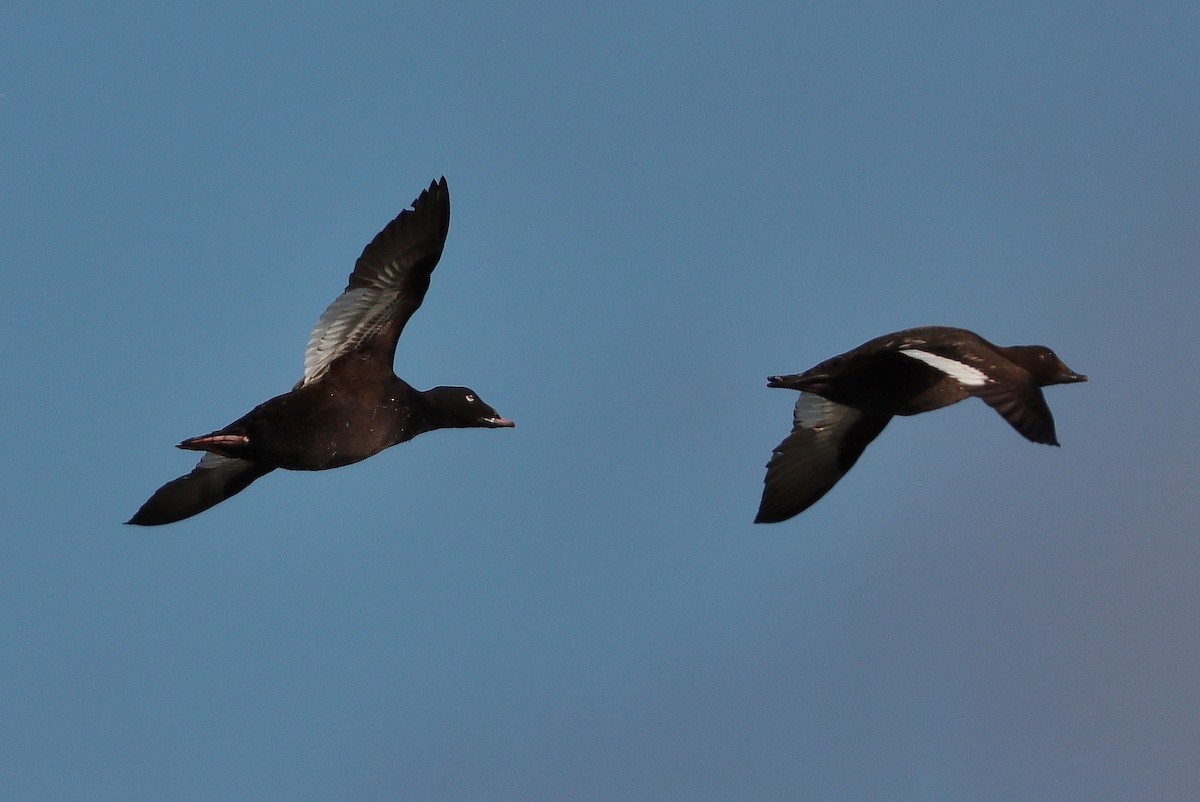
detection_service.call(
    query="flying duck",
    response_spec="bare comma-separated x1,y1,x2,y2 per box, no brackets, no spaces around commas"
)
755,326,1086,523
129,178,513,526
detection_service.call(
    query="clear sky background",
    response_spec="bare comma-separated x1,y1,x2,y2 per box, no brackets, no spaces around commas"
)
3,3,1198,800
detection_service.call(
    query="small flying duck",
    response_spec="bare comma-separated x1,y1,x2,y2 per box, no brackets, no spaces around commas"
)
755,326,1086,523
129,178,513,526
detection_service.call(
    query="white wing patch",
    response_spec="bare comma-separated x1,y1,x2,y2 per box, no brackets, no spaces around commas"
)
793,392,842,430
196,452,255,476
301,286,397,385
900,348,990,386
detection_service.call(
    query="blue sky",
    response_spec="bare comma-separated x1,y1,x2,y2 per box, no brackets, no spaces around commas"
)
3,3,1198,799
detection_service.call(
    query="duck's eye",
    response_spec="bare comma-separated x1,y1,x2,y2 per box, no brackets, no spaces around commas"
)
465,393,476,403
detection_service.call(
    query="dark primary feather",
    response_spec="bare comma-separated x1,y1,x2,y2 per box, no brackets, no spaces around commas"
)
755,395,890,524
127,455,274,526
344,177,451,347
973,380,1060,445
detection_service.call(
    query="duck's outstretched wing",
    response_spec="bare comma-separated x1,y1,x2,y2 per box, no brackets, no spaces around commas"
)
755,393,890,524
300,177,451,387
971,380,1059,446
127,454,275,526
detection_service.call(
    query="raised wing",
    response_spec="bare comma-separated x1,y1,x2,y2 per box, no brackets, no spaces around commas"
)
127,453,275,526
300,177,451,386
755,393,891,523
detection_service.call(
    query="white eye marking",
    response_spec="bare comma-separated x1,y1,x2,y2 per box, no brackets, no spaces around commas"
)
900,349,989,386
465,394,476,402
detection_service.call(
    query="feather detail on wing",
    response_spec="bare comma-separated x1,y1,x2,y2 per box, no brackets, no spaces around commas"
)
127,454,275,526
302,287,398,383
300,177,451,386
755,394,891,523
973,381,1060,445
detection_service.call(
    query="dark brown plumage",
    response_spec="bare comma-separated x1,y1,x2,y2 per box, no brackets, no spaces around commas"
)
755,326,1086,524
129,178,513,526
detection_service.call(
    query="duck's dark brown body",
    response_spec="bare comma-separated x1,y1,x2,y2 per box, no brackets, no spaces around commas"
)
779,345,972,417
185,352,428,472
